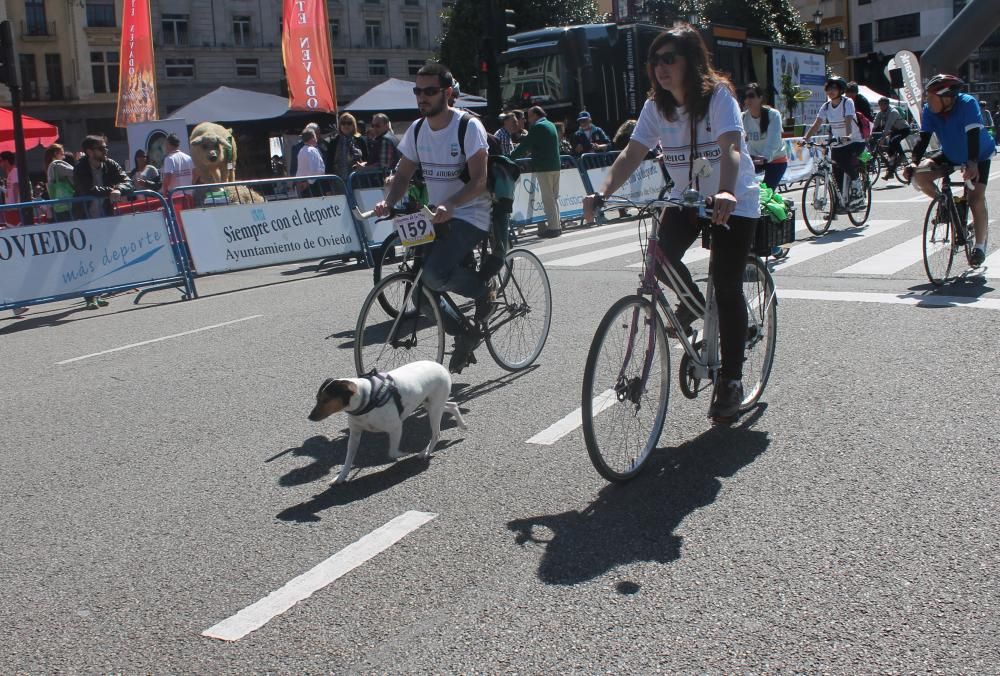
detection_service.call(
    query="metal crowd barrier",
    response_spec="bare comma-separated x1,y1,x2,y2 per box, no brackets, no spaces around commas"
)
0,190,194,313
347,167,394,256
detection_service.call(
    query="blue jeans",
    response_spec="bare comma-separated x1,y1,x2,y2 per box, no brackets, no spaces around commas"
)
422,217,489,334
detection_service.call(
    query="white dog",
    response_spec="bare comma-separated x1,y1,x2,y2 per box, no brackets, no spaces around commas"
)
308,361,467,484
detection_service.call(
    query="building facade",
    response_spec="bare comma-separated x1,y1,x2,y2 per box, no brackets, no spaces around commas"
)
2,0,445,163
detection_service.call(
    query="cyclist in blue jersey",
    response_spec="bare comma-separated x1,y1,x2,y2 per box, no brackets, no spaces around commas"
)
904,74,996,266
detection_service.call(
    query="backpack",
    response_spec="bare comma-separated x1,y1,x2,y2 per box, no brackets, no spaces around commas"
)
856,111,872,139
412,111,520,206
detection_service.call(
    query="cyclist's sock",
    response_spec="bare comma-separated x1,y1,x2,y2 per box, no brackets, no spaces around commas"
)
975,243,987,252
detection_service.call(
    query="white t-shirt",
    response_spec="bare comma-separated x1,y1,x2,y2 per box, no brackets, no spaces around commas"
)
742,107,787,162
296,144,326,180
630,84,759,219
398,109,492,231
161,150,194,187
816,97,862,146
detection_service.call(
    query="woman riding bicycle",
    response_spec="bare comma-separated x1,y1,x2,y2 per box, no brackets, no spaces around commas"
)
583,22,760,420
801,76,865,209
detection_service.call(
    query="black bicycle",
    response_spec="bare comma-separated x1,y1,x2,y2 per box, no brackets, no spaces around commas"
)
866,131,911,186
920,164,979,285
352,206,552,375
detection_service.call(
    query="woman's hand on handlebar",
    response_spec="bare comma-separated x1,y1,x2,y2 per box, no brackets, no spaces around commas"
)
709,191,736,226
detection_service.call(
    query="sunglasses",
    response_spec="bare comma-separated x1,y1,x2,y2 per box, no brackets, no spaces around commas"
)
649,51,680,67
744,92,758,99
412,86,444,97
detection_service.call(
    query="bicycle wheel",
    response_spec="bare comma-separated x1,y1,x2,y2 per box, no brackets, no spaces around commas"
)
372,234,417,317
867,151,882,187
847,172,872,227
354,271,445,374
922,195,955,286
740,255,777,410
893,150,911,184
485,248,552,371
582,295,670,483
801,174,834,236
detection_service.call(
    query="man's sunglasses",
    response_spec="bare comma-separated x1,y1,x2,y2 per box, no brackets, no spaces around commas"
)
412,86,444,97
648,51,680,67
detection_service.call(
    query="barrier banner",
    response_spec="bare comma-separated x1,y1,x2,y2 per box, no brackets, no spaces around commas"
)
351,188,394,244
0,211,177,304
511,168,589,226
584,159,667,204
115,0,158,127
282,0,337,112
180,195,360,273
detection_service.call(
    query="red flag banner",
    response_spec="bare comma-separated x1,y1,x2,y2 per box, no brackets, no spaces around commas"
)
115,0,158,127
282,0,337,112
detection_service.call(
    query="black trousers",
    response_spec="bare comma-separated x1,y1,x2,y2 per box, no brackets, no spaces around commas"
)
658,209,756,380
831,141,864,190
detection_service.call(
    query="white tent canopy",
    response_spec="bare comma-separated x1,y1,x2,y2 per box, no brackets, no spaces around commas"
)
171,86,290,123
344,78,487,114
856,84,904,109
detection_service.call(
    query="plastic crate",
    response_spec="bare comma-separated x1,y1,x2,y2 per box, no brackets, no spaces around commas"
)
753,205,795,256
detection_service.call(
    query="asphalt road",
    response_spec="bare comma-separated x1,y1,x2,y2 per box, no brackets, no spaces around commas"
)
2,178,999,673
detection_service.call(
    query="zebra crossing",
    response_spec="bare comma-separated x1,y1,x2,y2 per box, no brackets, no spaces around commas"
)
514,214,1000,308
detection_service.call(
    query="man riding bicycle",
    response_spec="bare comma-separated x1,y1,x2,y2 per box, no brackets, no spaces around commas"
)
903,74,995,267
373,62,494,373
872,96,911,179
800,76,865,209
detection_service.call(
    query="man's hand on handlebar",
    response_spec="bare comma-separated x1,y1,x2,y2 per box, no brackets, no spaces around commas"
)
583,193,604,224
373,199,392,218
431,203,452,225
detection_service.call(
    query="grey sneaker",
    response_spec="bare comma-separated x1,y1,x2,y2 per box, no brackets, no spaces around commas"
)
708,378,743,423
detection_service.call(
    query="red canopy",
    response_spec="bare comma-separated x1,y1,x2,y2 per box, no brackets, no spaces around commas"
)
0,108,59,152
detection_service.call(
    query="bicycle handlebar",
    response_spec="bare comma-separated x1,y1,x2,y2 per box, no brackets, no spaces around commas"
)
352,204,436,222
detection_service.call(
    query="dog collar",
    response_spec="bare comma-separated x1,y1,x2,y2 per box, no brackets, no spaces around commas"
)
347,372,404,417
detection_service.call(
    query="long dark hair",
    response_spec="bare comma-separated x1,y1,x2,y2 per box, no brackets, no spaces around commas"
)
646,23,733,123
744,82,774,134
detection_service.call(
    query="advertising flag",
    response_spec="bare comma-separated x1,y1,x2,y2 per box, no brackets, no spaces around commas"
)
115,0,158,127
282,0,337,112
893,50,923,126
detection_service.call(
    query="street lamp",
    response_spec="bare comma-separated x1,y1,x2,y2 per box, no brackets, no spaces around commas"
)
813,9,823,26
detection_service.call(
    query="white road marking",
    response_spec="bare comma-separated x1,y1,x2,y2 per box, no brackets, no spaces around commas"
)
527,390,617,445
546,241,644,267
202,510,437,642
778,288,1000,310
530,224,638,256
837,235,925,275
772,220,909,271
56,315,263,364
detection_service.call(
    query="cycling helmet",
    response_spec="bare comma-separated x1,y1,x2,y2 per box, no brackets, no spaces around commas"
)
825,76,847,92
925,73,965,97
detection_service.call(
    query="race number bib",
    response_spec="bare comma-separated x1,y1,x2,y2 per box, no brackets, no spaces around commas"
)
394,212,435,247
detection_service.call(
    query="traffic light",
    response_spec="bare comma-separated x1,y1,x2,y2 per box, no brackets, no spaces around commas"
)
0,21,17,88
494,2,517,52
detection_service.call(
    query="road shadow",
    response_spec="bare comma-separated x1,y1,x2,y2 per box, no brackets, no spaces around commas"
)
274,411,467,521
906,274,993,304
451,364,539,404
507,410,769,587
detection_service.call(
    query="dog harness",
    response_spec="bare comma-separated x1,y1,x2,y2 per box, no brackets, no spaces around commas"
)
347,372,404,417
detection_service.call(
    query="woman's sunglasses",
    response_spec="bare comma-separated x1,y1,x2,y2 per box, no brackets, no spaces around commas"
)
744,92,758,99
412,86,444,97
648,51,680,67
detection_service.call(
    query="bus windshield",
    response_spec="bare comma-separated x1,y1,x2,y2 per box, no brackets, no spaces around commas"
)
500,54,566,106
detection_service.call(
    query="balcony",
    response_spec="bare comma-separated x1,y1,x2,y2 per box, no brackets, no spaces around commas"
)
21,20,56,39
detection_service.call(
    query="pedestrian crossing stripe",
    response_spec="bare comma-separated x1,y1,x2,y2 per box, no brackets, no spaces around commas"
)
778,288,1000,311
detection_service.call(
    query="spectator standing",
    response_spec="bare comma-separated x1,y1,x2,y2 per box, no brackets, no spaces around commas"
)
160,133,193,194
846,81,874,122
295,128,326,196
612,119,637,151
510,109,526,144
511,105,563,238
980,100,995,132
45,143,76,222
572,111,611,154
129,149,161,190
554,121,574,155
1,151,21,226
496,113,517,155
289,122,326,177
74,134,132,310
367,113,401,170
326,112,368,180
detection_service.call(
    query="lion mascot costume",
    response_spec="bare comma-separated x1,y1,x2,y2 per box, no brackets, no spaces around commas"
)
189,121,263,204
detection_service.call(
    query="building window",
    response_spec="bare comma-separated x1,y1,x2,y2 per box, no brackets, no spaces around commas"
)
90,51,119,93
25,0,48,36
85,0,115,28
858,0,870,4
233,15,252,46
19,54,39,100
45,53,63,100
858,23,873,53
368,59,388,76
365,20,381,48
333,59,347,76
329,18,340,46
876,14,920,43
236,58,259,77
161,14,188,46
405,22,420,49
165,58,195,79
404,0,420,5
408,59,425,76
